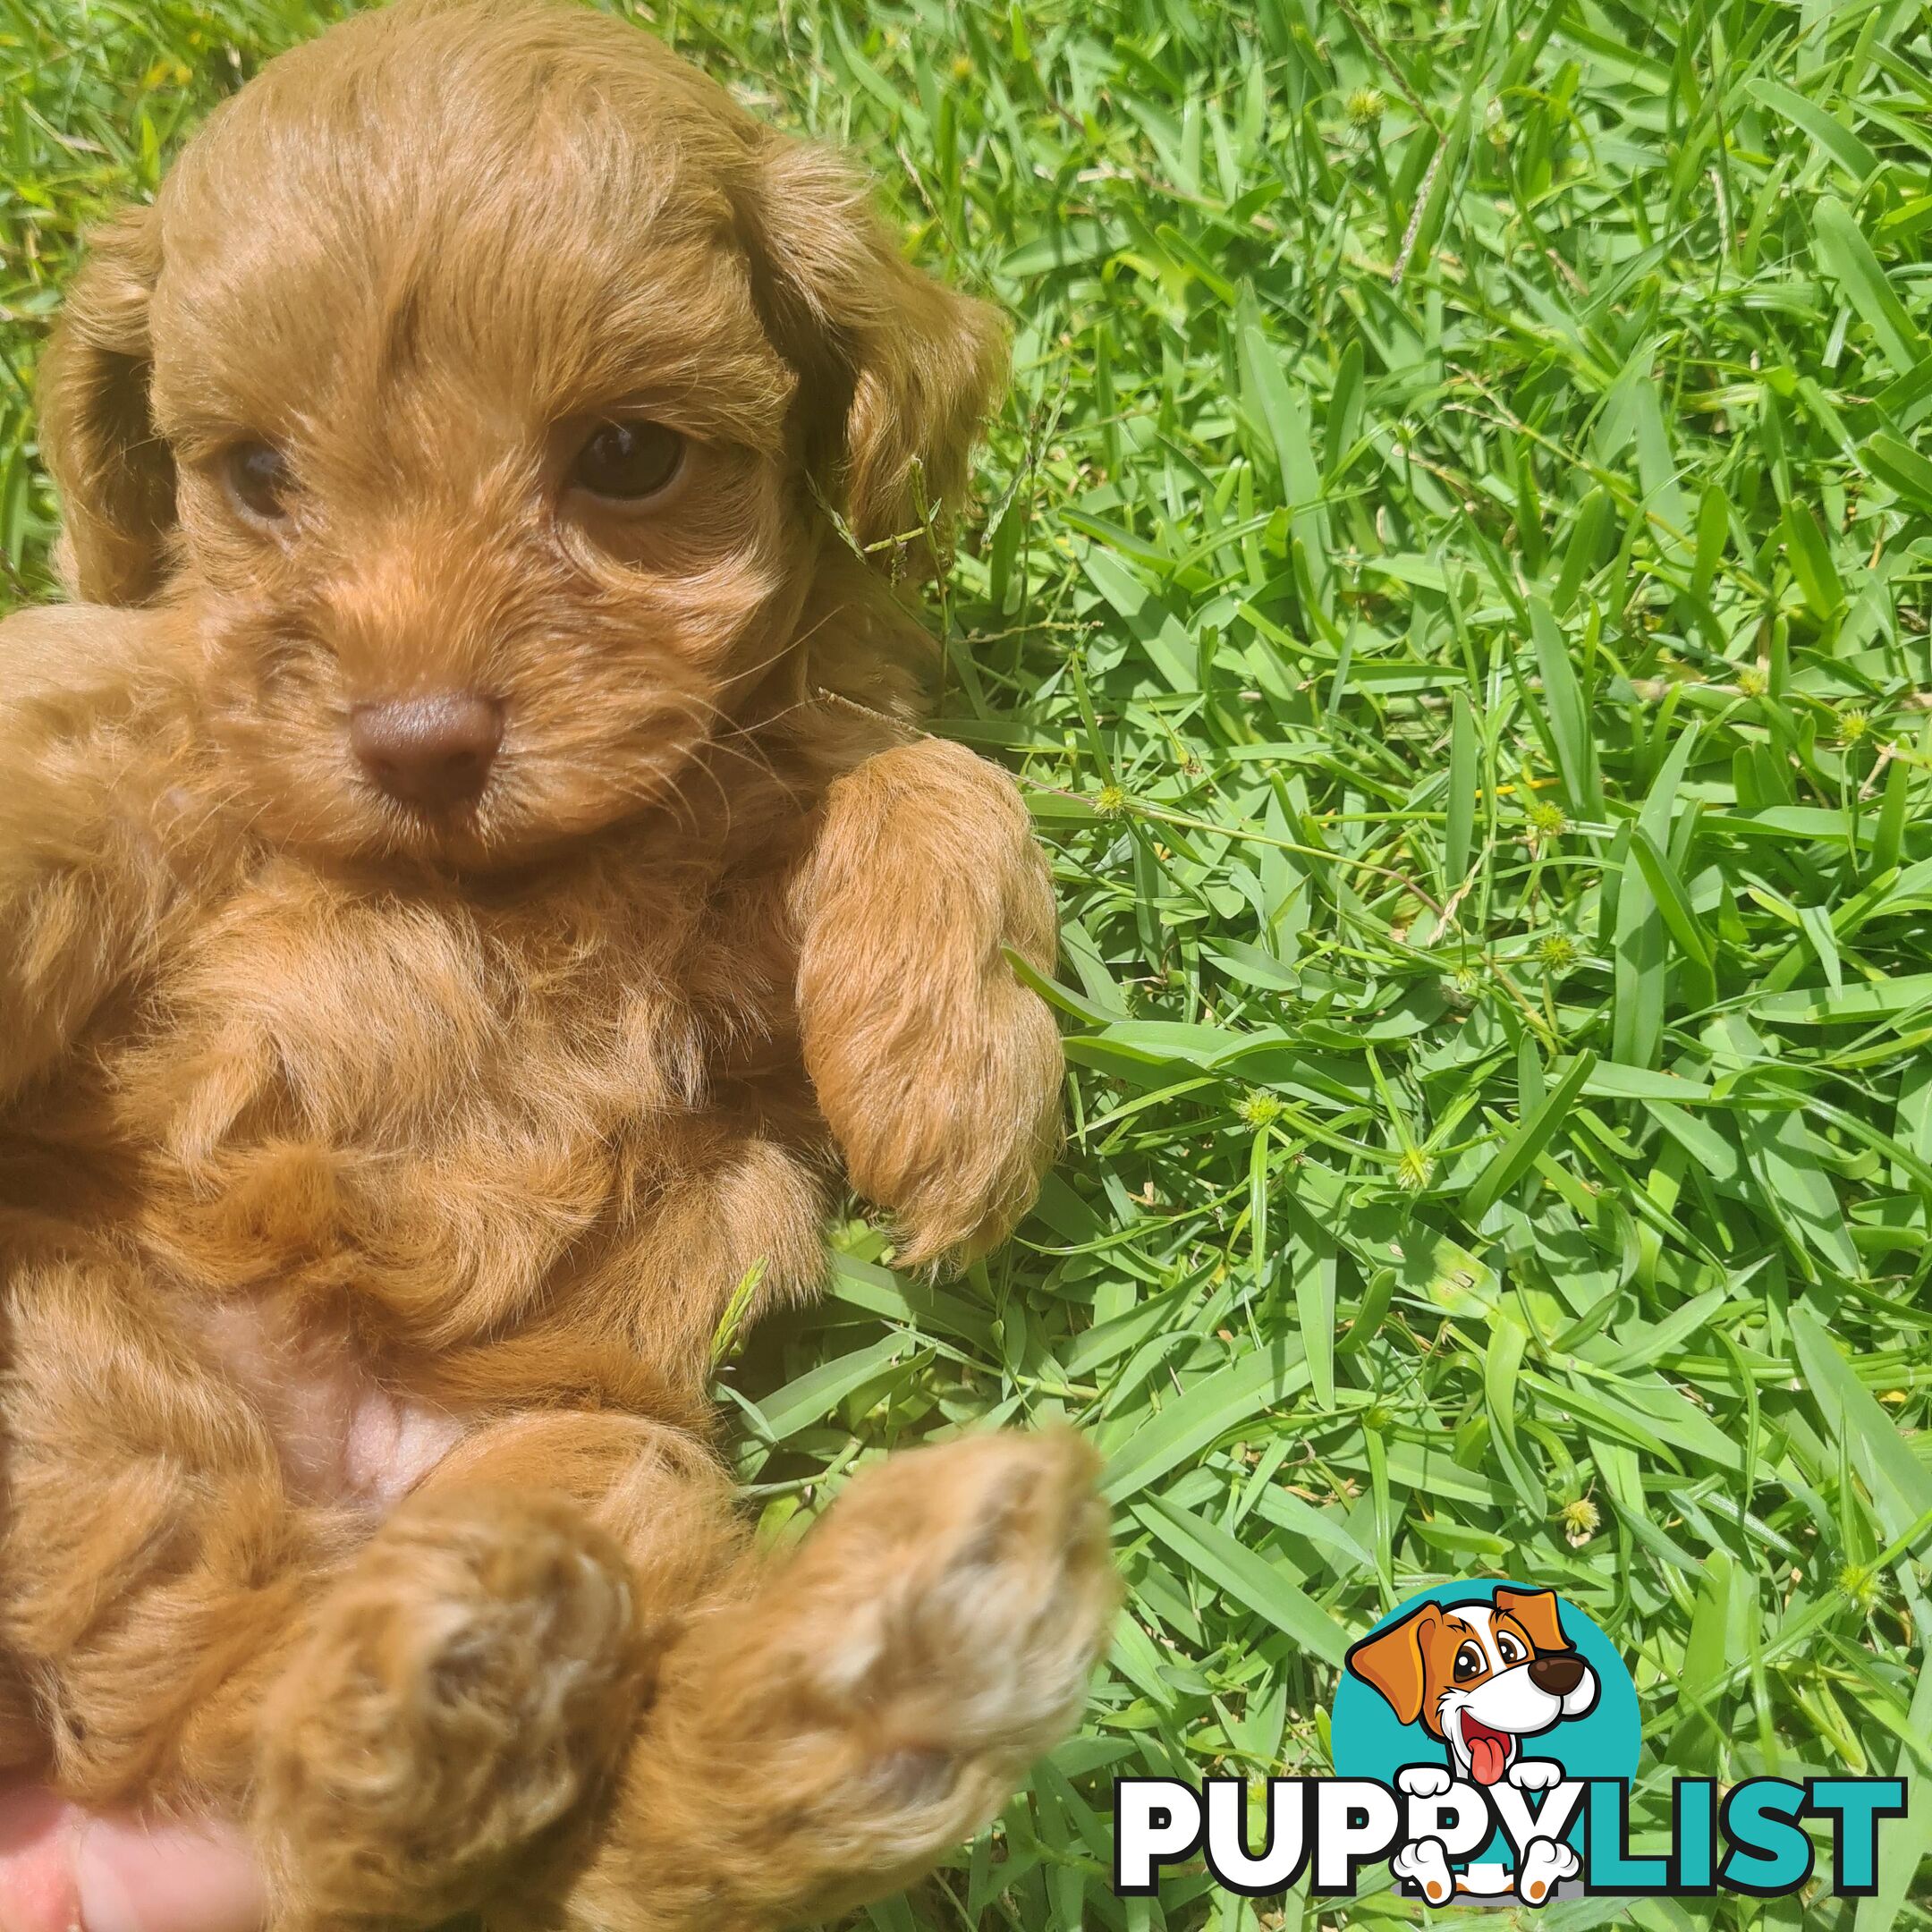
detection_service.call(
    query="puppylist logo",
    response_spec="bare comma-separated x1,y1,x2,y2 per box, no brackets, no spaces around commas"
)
1115,1581,1907,1906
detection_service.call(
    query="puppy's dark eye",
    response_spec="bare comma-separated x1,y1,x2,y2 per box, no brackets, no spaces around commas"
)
571,420,683,502
225,442,292,521
1453,1642,1486,1682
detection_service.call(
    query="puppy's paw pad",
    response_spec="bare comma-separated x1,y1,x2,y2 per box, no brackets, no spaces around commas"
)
259,1494,648,1917
802,1432,1115,1773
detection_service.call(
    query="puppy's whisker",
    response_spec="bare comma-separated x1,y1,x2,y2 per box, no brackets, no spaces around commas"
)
640,696,767,814
702,739,787,794
659,755,737,837
609,738,721,841
719,619,827,699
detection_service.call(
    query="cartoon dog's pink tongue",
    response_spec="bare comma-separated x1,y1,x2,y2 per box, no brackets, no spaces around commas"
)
1462,1713,1513,1785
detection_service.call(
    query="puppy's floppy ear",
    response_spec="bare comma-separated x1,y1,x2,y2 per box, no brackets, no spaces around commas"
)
1494,1587,1571,1654
741,134,1006,570
1345,1604,1438,1728
37,205,174,606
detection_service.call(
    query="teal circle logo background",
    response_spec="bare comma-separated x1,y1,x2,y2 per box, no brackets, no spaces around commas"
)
1332,1580,1640,1792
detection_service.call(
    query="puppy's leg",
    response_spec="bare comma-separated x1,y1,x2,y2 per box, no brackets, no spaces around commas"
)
550,1429,1116,1932
0,1254,331,1802
255,1413,739,1932
0,608,222,1100
605,1131,834,1385
792,737,1063,1264
3,1267,742,1931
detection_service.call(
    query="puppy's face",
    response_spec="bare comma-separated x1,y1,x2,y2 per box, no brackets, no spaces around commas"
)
42,0,1004,868
156,146,803,868
1344,1589,1599,1787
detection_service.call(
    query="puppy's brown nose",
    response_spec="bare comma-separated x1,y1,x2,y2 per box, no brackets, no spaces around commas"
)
351,693,501,811
1528,1652,1584,1696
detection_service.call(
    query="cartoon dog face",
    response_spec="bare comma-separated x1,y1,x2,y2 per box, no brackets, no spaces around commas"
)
1344,1589,1598,1786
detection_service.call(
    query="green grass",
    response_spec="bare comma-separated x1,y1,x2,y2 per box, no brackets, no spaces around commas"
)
7,0,1932,1926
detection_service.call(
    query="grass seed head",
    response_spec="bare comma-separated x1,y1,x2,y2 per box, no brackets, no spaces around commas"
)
1346,86,1385,128
1536,932,1580,975
1837,1563,1881,1614
1560,1496,1600,1546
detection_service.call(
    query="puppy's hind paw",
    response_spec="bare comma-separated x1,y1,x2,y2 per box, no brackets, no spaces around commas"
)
1392,1839,1456,1905
1517,1838,1580,1906
552,1431,1116,1932
773,1431,1116,1867
257,1490,652,1924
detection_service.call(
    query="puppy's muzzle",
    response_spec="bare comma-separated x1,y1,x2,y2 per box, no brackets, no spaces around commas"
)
352,692,502,811
1527,1651,1584,1696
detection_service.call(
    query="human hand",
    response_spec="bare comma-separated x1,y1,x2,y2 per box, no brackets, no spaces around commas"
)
0,1784,264,1932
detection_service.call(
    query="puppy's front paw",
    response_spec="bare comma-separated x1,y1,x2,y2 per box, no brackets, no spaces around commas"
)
797,737,1063,1267
1509,1758,1563,1792
1398,1764,1453,1798
835,964,1063,1267
257,1492,651,1924
1517,1837,1580,1905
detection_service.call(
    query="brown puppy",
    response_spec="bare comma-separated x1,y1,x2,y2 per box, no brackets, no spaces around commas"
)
0,2,1114,1926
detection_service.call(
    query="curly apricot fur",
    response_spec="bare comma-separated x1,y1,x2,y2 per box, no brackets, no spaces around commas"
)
0,3,1108,1925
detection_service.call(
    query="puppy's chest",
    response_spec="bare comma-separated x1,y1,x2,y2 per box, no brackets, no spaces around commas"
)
104,855,787,1292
